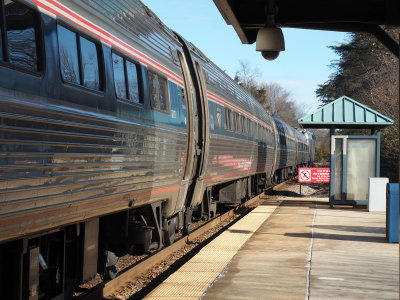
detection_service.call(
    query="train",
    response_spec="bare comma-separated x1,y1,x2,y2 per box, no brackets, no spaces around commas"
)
0,0,315,299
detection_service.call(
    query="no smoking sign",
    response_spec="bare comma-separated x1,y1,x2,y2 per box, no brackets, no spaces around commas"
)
298,168,330,183
299,169,312,182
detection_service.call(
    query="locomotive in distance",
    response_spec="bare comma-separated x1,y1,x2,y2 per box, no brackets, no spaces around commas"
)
0,0,315,298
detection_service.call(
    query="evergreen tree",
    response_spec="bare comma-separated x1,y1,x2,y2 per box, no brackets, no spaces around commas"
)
317,31,399,181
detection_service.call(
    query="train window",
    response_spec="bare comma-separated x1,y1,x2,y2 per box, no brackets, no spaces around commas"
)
225,107,232,131
249,120,252,136
57,24,102,90
234,112,240,133
158,75,168,110
112,52,141,103
1,0,39,72
57,26,81,84
58,25,80,84
126,60,140,102
112,53,126,99
241,116,246,134
80,36,100,89
148,70,169,112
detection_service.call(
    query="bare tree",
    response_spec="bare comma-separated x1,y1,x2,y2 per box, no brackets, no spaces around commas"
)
235,60,303,127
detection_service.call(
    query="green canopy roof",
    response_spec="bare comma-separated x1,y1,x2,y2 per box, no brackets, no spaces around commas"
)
298,96,394,129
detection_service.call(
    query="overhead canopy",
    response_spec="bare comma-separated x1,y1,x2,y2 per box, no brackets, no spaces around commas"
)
213,0,400,56
298,96,394,129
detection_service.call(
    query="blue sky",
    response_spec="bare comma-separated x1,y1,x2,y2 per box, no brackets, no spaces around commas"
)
141,0,348,114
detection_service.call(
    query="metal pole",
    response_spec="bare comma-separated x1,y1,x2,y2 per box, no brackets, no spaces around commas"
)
329,126,335,208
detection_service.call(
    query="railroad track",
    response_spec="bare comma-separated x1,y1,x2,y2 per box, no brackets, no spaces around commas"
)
78,182,285,300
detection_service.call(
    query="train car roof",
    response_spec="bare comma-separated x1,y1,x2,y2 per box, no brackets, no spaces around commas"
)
55,0,276,127
57,0,183,82
272,115,295,137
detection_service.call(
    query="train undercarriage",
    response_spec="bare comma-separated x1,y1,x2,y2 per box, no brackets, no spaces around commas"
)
0,170,290,300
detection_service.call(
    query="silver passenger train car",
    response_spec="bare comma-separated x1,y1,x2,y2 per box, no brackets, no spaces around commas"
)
0,0,315,298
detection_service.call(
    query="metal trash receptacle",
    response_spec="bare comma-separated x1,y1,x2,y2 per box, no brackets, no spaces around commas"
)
386,183,399,243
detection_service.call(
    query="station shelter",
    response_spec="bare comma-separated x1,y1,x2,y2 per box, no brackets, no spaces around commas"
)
298,96,393,207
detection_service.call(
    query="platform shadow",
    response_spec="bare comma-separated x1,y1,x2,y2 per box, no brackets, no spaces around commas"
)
311,225,386,234
284,232,386,243
266,190,303,197
279,199,329,207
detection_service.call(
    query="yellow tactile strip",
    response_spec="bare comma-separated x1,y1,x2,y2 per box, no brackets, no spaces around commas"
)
144,203,279,300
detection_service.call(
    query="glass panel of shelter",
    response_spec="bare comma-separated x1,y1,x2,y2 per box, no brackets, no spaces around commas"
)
331,135,377,204
346,139,376,202
333,138,343,201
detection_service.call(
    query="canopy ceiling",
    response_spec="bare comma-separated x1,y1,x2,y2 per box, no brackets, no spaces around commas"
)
213,0,400,56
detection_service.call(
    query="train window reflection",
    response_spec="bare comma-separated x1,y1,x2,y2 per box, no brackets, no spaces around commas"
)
80,36,100,90
4,0,38,72
112,53,141,103
234,112,240,133
126,61,140,103
148,70,169,112
57,24,102,91
157,76,168,110
57,25,80,84
148,71,158,108
112,53,126,99
225,107,232,131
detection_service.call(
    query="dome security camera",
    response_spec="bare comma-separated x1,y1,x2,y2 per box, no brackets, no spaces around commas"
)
261,51,280,60
256,27,285,61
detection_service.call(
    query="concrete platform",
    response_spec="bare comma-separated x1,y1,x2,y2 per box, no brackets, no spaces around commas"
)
204,197,398,299
145,194,398,299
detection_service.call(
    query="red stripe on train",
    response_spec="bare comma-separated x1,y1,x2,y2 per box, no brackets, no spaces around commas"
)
32,0,184,86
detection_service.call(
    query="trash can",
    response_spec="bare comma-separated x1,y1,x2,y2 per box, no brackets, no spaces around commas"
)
386,183,399,243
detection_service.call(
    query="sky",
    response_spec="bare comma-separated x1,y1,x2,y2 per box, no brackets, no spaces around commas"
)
141,0,349,115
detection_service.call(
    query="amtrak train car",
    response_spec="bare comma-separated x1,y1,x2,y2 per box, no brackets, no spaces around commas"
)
0,0,315,298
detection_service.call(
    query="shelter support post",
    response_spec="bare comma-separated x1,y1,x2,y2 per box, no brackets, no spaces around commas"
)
329,126,335,208
376,128,380,177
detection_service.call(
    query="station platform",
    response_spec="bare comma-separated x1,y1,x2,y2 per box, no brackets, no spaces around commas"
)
145,189,399,299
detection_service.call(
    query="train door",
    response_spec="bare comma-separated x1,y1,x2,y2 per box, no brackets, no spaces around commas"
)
175,35,207,231
173,51,197,215
270,117,279,181
194,61,209,179
294,133,299,166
